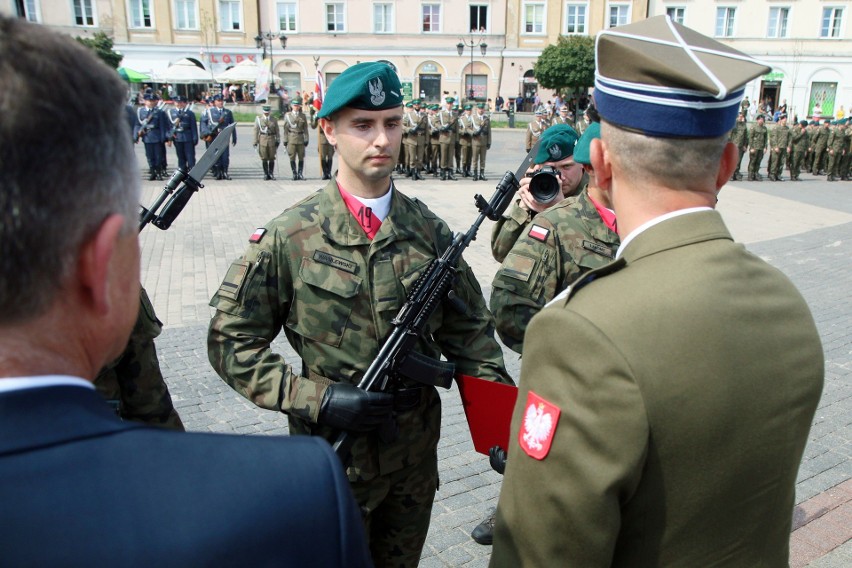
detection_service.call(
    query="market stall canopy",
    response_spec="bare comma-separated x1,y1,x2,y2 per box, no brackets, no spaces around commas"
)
159,58,212,84
215,59,262,84
117,67,150,83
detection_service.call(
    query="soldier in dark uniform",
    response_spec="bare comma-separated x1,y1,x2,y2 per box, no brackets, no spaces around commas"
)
167,95,198,173
134,93,171,181
729,112,748,180
283,99,309,180
207,62,512,568
202,94,237,180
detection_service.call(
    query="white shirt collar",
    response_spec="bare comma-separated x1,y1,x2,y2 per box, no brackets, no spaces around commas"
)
0,375,94,394
616,207,712,259
347,184,393,223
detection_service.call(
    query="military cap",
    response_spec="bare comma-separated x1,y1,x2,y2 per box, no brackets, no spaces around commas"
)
799,120,808,127
778,113,787,120
413,99,421,105
573,122,601,166
261,105,271,112
464,104,472,111
477,103,486,109
212,94,223,101
534,108,543,116
445,96,455,103
810,120,817,125
405,101,413,108
594,15,770,138
291,99,302,106
823,119,831,124
534,124,579,164
756,114,765,121
143,93,155,101
173,95,187,103
317,62,403,119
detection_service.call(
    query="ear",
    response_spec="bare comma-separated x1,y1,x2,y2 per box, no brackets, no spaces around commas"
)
590,138,612,193
320,118,336,147
716,142,738,190
77,214,126,315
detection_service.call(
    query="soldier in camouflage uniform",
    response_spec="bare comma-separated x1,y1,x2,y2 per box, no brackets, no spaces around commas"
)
95,287,184,430
767,114,791,181
491,124,587,263
747,114,768,181
826,120,847,181
789,120,809,181
811,120,831,175
729,112,748,181
207,63,512,568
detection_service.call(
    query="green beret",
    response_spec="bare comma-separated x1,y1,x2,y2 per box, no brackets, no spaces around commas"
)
573,122,600,166
464,104,472,110
413,99,421,105
317,62,403,119
445,96,455,103
405,101,413,107
535,124,579,164
477,103,485,109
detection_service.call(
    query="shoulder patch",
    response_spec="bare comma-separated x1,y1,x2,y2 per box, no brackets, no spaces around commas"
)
499,252,536,282
519,390,561,460
529,224,549,242
582,240,615,259
313,250,358,274
249,228,266,243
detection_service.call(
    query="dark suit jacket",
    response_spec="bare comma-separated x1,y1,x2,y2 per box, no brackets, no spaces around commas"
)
493,210,824,567
0,385,372,567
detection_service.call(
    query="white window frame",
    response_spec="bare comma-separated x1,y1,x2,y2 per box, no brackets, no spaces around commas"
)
470,3,489,33
174,0,198,30
219,0,242,32
422,3,441,33
564,2,588,35
277,1,297,32
606,2,630,28
325,2,346,33
23,0,41,22
666,6,685,25
373,2,394,34
522,1,546,35
128,0,154,29
715,6,736,38
820,7,844,38
72,0,97,27
766,6,790,38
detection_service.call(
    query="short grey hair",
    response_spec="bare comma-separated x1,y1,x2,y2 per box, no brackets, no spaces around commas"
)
0,16,139,324
600,121,728,189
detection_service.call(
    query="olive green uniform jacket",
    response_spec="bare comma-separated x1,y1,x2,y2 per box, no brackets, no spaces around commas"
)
492,210,823,567
208,179,511,483
490,188,619,354
253,115,280,161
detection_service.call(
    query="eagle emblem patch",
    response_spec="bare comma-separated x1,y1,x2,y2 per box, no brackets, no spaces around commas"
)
519,390,560,460
368,77,386,106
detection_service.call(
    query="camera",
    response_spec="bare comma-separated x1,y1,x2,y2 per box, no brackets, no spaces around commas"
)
528,166,561,204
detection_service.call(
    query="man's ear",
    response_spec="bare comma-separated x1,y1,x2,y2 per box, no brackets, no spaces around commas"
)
717,142,738,190
77,214,126,315
320,118,336,146
590,138,612,193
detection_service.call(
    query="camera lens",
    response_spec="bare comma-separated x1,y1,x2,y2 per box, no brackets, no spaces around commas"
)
529,167,561,204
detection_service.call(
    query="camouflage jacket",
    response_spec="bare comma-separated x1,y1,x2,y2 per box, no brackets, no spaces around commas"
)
811,126,830,150
828,127,847,152
491,200,536,263
729,121,748,147
748,124,768,150
769,124,791,150
208,179,511,482
489,189,619,354
791,127,809,153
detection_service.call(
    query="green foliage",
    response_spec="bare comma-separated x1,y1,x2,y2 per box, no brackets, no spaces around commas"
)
533,35,595,94
76,32,123,69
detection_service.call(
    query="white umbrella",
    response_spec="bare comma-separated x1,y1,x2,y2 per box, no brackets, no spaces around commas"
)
160,58,212,84
215,59,262,84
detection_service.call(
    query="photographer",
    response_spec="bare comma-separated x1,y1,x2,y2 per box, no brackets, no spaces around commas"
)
490,124,587,263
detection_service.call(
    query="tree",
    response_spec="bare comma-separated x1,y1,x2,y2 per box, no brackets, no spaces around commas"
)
533,35,595,95
76,32,123,69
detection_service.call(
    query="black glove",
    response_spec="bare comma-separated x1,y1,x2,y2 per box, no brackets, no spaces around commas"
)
318,382,394,433
489,445,507,475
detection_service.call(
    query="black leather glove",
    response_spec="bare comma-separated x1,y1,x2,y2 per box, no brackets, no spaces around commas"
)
489,445,507,475
318,383,394,433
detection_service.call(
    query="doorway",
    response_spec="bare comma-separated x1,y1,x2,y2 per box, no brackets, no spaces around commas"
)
419,74,441,103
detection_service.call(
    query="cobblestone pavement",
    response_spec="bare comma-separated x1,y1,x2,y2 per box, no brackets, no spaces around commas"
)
138,125,851,566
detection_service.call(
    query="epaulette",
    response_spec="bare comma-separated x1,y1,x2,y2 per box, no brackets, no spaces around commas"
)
546,257,627,308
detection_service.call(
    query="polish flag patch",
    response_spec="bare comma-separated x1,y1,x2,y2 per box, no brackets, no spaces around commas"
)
518,390,560,460
249,228,267,243
529,224,549,242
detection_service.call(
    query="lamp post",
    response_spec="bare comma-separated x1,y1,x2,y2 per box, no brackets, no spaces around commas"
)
456,33,487,102
254,31,287,94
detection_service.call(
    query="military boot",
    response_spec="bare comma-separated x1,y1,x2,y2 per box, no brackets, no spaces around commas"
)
445,168,457,181
290,160,298,180
298,162,305,180
472,170,480,181
268,160,276,180
262,161,270,180
148,168,157,181
223,168,231,180
479,169,487,181
471,508,495,545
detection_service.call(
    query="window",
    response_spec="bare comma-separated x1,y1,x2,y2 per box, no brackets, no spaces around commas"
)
470,4,488,32
219,0,241,31
129,0,153,28
73,0,95,26
523,2,545,34
715,7,736,37
374,3,393,33
277,2,296,32
175,0,197,29
565,3,587,34
666,7,685,25
326,3,345,32
20,0,40,22
821,7,844,38
766,7,789,38
608,3,630,28
422,4,441,32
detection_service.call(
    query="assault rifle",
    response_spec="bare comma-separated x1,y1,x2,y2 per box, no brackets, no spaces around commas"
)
332,140,541,465
139,123,235,231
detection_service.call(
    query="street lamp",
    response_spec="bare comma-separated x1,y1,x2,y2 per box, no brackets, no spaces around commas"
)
456,33,487,102
254,31,287,93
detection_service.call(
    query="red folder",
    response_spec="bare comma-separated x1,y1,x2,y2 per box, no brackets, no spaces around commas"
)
456,374,519,456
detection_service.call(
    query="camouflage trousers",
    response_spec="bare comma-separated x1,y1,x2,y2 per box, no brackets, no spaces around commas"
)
350,449,438,568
